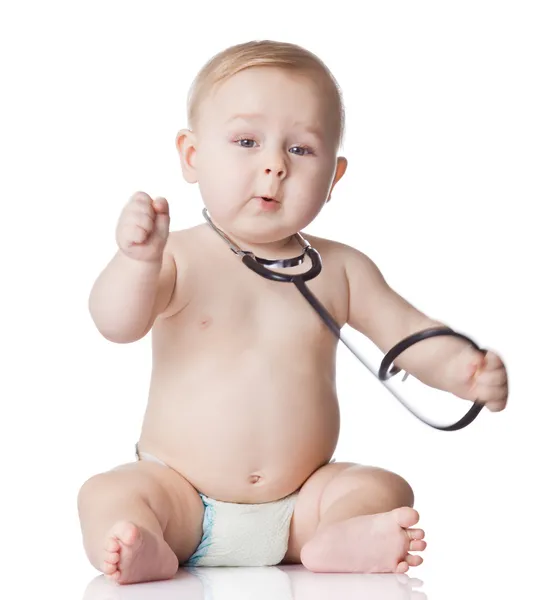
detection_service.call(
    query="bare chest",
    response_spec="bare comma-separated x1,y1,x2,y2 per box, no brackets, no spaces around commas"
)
172,251,347,351
195,264,347,341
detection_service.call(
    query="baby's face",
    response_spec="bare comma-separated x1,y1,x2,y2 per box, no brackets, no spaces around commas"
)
179,67,346,244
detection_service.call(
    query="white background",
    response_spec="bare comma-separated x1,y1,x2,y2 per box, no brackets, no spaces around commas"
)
1,1,538,599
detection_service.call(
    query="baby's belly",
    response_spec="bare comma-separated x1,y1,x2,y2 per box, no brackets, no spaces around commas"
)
138,346,340,503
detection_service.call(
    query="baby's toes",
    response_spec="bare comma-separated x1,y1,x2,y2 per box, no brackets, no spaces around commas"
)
396,561,409,573
105,538,120,553
104,550,120,565
102,560,118,575
409,539,427,552
105,570,121,582
407,528,425,541
406,554,423,567
112,521,140,547
394,507,420,529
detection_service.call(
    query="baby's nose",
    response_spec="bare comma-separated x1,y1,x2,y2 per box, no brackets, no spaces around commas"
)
265,166,286,178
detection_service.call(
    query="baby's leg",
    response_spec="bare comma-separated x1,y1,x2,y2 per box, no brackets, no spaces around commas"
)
285,463,425,574
77,460,204,584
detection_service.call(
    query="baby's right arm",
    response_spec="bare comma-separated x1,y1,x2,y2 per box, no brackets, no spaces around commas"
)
88,191,176,343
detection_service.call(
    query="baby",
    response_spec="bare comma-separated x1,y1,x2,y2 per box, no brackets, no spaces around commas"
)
78,40,508,585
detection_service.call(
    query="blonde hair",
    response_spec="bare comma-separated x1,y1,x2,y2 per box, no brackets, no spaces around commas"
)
187,40,345,150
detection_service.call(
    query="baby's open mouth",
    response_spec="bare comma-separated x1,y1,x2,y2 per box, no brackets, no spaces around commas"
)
256,196,281,211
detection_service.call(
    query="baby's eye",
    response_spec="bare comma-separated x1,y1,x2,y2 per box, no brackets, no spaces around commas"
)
234,138,313,156
235,138,257,148
290,146,312,156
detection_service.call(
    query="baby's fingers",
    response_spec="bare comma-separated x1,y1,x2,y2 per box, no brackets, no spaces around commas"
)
475,367,507,387
152,197,169,214
123,211,154,234
483,350,504,370
474,380,508,412
127,224,149,245
484,393,508,412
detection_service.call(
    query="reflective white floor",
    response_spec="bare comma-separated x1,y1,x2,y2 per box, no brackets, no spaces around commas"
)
83,567,428,600
77,562,535,600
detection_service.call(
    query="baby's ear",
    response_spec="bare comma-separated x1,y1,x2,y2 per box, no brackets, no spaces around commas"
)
327,156,348,202
176,129,198,183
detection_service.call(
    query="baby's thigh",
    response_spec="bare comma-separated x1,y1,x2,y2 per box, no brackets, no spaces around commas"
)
150,462,205,557
78,460,204,559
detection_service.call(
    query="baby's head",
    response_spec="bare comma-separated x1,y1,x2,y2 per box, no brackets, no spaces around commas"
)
176,40,348,246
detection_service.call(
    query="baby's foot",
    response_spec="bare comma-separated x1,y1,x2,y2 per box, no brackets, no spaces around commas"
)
301,507,426,574
101,521,178,585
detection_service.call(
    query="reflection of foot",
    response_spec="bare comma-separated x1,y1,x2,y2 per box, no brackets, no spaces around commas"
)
83,569,204,600
282,565,426,600
101,521,178,584
300,507,426,574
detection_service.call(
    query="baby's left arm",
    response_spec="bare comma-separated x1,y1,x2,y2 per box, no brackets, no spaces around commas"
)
342,246,508,410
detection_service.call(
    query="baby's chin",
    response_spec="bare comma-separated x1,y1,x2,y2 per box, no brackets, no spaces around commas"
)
231,221,302,246
204,210,302,245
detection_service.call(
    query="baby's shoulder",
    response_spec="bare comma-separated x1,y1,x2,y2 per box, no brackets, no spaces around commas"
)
167,223,205,244
301,232,360,264
302,233,379,284
164,224,207,259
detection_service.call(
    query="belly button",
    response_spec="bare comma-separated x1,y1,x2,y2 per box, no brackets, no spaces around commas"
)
248,474,262,484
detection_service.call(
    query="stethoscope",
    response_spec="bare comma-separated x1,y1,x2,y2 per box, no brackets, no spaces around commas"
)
203,208,485,431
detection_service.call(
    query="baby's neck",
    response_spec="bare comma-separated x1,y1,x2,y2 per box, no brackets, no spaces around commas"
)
205,215,304,260
233,234,302,260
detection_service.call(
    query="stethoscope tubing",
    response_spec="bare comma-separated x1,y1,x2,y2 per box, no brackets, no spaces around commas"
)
242,253,484,431
204,209,484,431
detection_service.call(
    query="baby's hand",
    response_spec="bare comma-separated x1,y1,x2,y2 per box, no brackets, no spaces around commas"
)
115,191,170,262
447,346,508,412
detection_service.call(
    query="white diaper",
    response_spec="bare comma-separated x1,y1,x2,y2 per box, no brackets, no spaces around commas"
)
185,491,298,567
135,443,299,567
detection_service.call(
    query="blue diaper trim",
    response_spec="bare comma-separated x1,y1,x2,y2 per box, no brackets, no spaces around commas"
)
185,494,216,566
